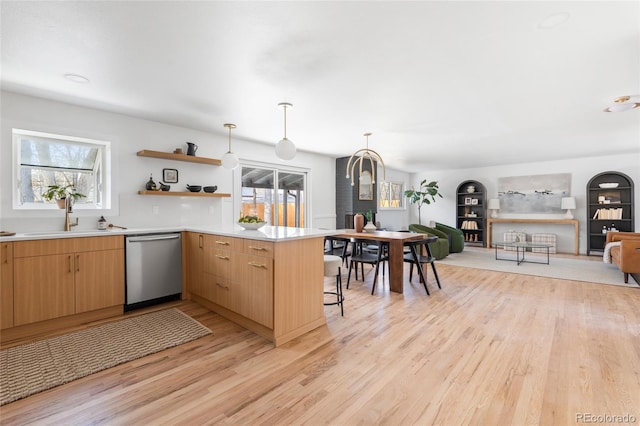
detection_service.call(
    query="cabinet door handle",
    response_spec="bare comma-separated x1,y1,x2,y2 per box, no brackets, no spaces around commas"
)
215,240,230,246
76,254,80,272
248,262,267,269
215,255,230,260
68,255,73,273
248,246,267,251
216,282,229,289
199,234,203,249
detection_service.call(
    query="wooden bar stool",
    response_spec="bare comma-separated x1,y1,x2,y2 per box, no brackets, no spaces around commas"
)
324,255,344,316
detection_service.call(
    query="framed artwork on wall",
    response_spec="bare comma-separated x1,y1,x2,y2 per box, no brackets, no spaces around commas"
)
163,168,179,183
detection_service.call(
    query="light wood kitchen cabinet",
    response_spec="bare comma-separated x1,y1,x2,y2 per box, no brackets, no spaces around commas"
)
1,242,14,329
187,231,324,346
185,232,206,299
13,236,124,326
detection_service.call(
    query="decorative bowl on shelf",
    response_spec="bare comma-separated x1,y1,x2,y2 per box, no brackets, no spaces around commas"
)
186,184,202,192
203,185,218,193
599,183,619,189
237,221,266,230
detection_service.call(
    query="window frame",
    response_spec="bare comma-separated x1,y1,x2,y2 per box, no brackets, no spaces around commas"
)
379,181,406,210
12,128,112,211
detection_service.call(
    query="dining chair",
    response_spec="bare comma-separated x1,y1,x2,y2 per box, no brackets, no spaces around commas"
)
347,238,389,295
403,237,442,295
324,236,351,265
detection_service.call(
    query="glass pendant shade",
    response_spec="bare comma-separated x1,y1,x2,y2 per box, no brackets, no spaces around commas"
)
276,137,296,160
221,151,239,169
276,102,296,160
222,123,239,170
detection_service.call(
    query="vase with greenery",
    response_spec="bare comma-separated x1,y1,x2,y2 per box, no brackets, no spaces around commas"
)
404,180,442,225
42,184,86,209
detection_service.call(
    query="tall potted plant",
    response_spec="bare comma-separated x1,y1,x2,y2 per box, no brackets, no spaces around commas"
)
404,180,442,225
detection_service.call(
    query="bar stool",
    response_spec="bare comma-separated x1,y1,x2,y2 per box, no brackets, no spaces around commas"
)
324,255,344,316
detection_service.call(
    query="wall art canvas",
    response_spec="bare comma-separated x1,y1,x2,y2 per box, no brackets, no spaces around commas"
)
498,173,570,213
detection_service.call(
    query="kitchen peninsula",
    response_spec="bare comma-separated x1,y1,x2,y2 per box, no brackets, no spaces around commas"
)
0,226,335,347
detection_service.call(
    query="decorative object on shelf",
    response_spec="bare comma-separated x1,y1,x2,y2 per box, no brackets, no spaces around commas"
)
186,184,201,192
186,142,198,156
464,197,472,205
561,196,576,219
603,94,640,112
145,174,157,190
203,186,218,193
346,132,386,187
97,216,107,230
488,198,500,218
466,185,476,193
162,168,178,183
471,198,478,205
173,148,183,154
354,213,364,233
404,180,442,225
222,123,239,169
275,102,296,160
159,182,170,191
598,182,619,189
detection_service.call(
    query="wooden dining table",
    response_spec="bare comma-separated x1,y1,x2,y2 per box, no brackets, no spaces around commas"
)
335,230,426,294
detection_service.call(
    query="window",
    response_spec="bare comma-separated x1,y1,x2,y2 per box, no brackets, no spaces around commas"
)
238,163,308,227
379,181,405,209
13,129,111,210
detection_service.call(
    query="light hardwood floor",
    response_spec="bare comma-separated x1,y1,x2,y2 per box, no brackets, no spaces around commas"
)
1,262,639,425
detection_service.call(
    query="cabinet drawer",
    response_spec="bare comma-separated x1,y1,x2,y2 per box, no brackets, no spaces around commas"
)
243,239,274,258
206,248,234,279
14,236,124,257
205,234,239,251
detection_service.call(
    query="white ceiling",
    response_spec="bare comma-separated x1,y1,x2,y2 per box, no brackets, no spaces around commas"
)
2,1,639,172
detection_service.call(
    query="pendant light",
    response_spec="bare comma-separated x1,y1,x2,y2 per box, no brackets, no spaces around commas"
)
221,123,239,169
275,102,296,160
603,95,640,112
345,132,386,186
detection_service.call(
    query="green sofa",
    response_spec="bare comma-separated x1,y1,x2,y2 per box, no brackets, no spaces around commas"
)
435,222,465,253
408,224,449,260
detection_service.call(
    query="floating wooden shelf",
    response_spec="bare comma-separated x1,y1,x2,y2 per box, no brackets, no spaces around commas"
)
138,191,230,198
136,150,222,166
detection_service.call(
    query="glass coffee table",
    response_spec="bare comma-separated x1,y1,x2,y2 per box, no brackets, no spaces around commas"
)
493,241,553,265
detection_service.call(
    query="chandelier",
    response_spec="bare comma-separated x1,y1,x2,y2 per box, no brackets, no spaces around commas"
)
345,132,386,186
604,95,640,112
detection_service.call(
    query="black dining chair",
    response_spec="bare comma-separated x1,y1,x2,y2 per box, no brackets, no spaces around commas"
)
324,236,351,265
403,237,442,295
347,238,389,295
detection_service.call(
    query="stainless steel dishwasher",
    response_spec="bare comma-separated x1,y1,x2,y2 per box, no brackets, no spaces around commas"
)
125,233,182,311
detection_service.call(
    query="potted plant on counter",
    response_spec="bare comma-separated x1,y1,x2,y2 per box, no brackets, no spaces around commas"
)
404,180,442,225
42,184,86,209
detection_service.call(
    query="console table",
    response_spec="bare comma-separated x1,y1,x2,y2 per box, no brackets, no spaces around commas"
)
486,218,579,255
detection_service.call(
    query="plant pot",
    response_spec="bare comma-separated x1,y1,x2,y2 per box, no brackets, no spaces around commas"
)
364,222,377,232
56,199,66,209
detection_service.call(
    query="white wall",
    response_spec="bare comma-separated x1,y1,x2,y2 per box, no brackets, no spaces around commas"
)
408,155,640,254
0,91,336,232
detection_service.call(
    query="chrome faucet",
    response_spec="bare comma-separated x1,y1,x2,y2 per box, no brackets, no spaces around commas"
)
64,196,79,231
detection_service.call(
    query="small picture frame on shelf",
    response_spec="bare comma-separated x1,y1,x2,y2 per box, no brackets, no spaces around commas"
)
464,197,472,205
471,198,479,205
163,168,179,183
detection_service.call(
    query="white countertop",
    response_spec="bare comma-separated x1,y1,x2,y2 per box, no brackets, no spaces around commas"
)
0,225,338,243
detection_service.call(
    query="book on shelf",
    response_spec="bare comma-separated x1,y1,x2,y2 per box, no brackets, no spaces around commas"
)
593,208,623,220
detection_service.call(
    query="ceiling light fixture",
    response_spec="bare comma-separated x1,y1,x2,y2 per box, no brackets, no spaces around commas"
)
221,123,239,169
604,95,640,112
345,132,386,186
64,73,89,84
275,102,296,160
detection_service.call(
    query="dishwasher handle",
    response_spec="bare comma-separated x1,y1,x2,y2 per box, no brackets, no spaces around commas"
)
127,234,181,243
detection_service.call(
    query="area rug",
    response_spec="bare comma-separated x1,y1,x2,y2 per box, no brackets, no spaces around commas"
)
0,308,211,406
439,247,639,288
